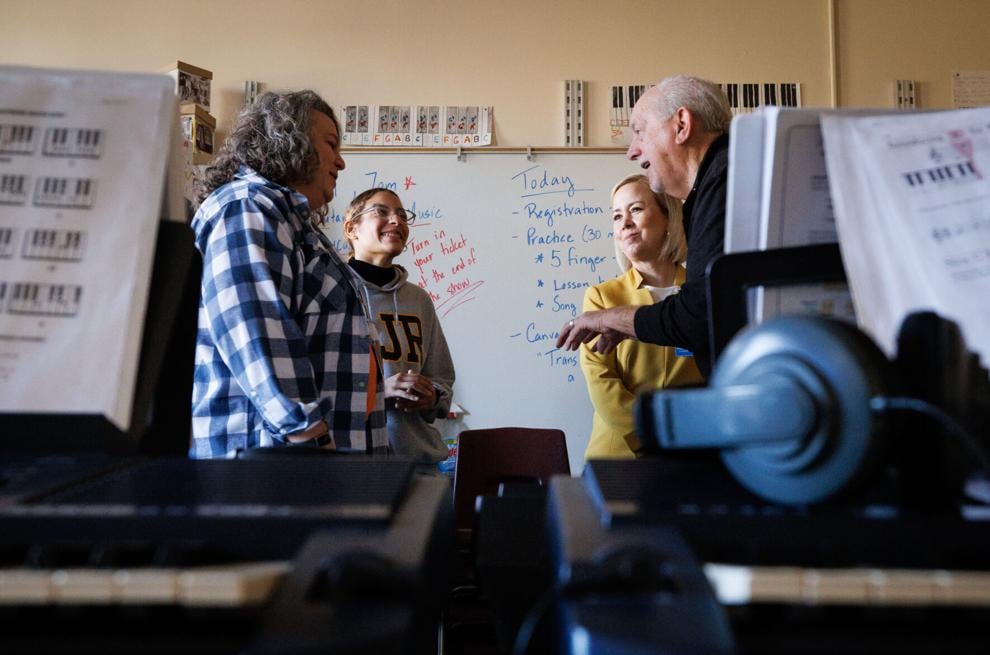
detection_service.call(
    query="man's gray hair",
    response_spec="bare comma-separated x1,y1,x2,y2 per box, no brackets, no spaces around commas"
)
654,75,732,135
197,90,338,206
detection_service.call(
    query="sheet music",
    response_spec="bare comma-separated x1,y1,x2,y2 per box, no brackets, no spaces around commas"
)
822,107,990,364
0,66,176,429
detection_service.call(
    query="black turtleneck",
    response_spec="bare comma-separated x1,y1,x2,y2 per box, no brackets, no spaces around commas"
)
348,258,397,287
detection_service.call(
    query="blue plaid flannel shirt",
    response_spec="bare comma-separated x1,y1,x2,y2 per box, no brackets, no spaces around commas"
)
190,167,387,458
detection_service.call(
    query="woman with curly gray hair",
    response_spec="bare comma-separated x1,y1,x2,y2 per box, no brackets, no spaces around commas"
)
190,90,390,458
198,91,340,215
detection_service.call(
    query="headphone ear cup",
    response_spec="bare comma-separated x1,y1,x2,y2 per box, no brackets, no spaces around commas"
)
710,316,894,505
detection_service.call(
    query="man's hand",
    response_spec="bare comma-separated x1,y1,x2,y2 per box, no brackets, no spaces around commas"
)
555,306,638,354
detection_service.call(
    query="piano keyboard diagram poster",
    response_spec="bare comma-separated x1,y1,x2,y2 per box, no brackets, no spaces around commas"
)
609,82,802,145
0,67,175,429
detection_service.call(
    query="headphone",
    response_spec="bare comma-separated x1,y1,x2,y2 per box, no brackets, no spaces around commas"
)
636,312,990,506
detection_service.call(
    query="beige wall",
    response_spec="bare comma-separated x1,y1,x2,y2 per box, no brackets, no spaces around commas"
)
835,0,990,108
2,0,987,146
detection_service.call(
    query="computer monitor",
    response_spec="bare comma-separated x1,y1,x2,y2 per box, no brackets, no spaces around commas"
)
705,242,846,363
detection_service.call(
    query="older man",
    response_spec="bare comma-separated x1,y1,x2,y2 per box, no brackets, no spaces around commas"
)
557,75,731,379
191,90,388,458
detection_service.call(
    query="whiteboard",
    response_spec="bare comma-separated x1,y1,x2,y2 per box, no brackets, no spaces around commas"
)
326,150,637,473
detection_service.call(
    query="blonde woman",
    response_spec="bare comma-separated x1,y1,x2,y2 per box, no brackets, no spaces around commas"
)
581,175,702,459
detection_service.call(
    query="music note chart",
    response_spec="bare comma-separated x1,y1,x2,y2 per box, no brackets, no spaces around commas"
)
340,104,493,147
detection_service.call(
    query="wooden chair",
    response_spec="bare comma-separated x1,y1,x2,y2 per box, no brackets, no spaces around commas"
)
452,427,570,536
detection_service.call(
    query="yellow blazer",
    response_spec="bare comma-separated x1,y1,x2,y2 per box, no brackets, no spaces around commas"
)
581,266,703,460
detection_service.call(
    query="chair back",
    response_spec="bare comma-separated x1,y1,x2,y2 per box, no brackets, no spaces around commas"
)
452,427,570,532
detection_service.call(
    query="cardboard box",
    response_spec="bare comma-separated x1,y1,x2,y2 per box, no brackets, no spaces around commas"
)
180,140,210,203
166,61,212,111
180,102,216,162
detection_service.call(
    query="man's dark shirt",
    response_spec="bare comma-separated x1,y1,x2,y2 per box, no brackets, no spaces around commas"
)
632,133,729,379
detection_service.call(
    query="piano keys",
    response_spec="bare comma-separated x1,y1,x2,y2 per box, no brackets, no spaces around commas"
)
0,124,37,155
549,461,990,653
32,177,97,209
763,82,778,106
609,84,648,128
0,228,15,259
42,127,105,159
610,82,801,126
0,174,30,206
6,282,82,317
0,458,451,654
720,81,802,115
21,229,86,262
0,561,290,607
610,81,802,146
706,563,990,607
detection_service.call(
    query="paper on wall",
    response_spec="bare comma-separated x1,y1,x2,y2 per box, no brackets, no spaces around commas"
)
952,71,990,109
340,104,493,147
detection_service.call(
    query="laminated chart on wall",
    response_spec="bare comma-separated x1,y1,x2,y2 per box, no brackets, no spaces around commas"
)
0,67,176,429
323,152,636,471
609,82,801,146
952,71,990,109
608,84,650,145
340,104,493,147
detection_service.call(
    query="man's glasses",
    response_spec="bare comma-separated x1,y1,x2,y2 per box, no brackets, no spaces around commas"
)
353,204,416,225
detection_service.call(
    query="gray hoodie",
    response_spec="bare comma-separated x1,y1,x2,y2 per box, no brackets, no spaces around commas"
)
352,264,456,463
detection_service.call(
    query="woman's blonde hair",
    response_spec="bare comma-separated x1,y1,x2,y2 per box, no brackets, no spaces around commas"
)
342,187,402,258
609,174,687,274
